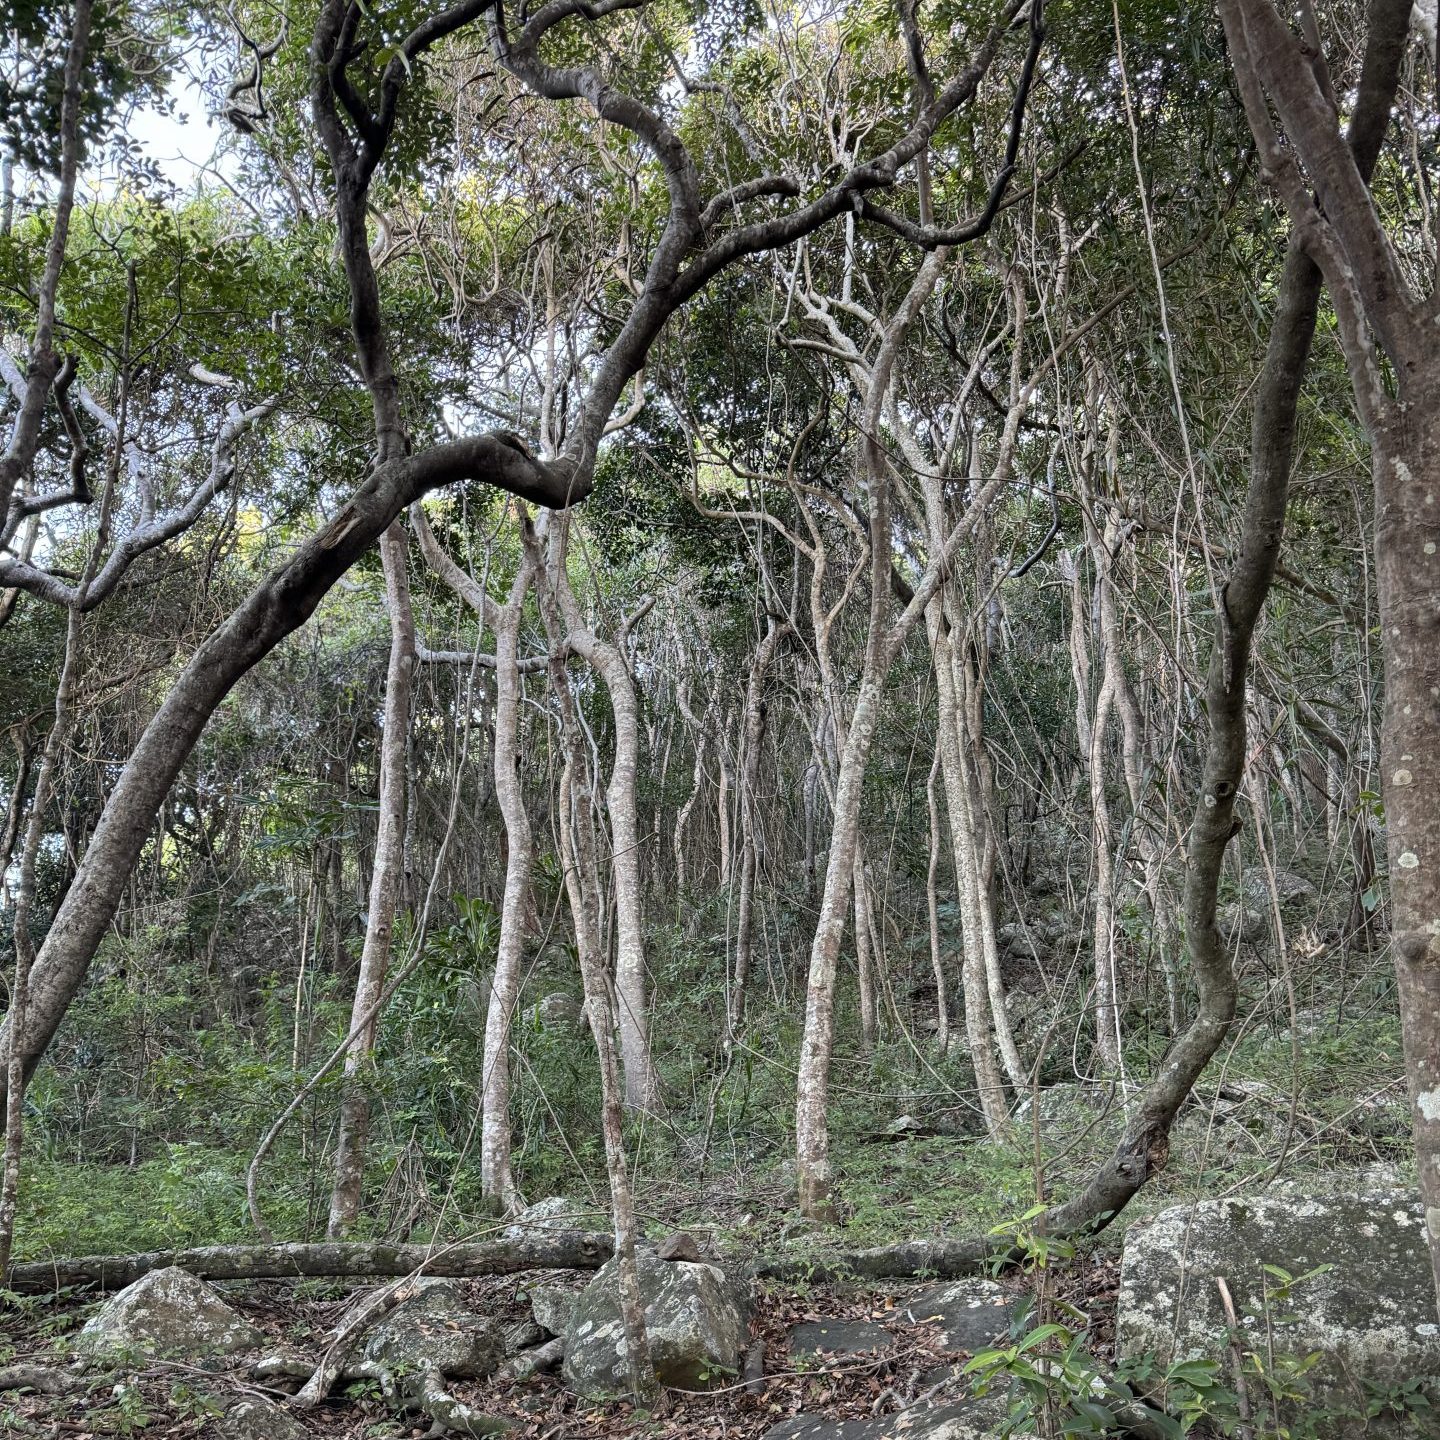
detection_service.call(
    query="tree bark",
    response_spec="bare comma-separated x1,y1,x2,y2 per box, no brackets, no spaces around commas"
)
478,546,536,1212
327,520,416,1238
532,516,656,1402
4,1233,613,1293
1044,240,1321,1237
732,617,787,1033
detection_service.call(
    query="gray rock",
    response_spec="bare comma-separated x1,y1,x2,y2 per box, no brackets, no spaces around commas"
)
347,1278,502,1381
503,1194,585,1239
790,1318,893,1355
504,1318,545,1353
1218,901,1268,943
528,1284,579,1337
75,1267,262,1361
538,992,583,1027
762,1395,1007,1439
901,1280,1020,1352
656,1231,703,1262
1012,1083,1122,1144
252,1346,312,1380
1244,869,1317,907
215,1395,309,1440
1117,1189,1440,1419
563,1249,749,1396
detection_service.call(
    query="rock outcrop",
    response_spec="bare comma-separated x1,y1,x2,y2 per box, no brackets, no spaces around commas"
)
75,1267,262,1361
346,1278,503,1382
1117,1189,1440,1421
762,1394,1006,1439
562,1249,749,1396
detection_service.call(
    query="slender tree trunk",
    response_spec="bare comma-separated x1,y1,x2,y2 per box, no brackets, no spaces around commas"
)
733,618,786,1033
928,602,1011,1135
925,743,951,1052
0,727,34,903
796,675,884,1220
328,521,415,1238
554,551,661,1114
476,549,536,1213
853,847,878,1053
1045,240,1322,1235
532,519,655,1402
0,607,81,1274
1372,401,1440,1304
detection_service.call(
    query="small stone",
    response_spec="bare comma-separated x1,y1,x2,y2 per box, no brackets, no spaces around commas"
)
538,992,582,1027
215,1395,309,1440
762,1393,1008,1438
75,1267,262,1361
656,1231,703,1262
252,1346,312,1380
504,1318,545,1353
900,1279,1020,1352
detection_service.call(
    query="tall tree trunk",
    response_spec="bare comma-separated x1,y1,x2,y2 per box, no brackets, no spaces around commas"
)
478,547,536,1213
853,846,878,1053
1372,402,1440,1304
554,550,661,1114
925,742,951,1052
0,607,81,1274
327,520,415,1238
927,602,1011,1135
1045,240,1322,1236
532,518,655,1402
732,617,787,1033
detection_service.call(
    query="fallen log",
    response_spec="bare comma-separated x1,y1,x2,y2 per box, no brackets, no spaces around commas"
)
4,1231,614,1294
752,1234,997,1284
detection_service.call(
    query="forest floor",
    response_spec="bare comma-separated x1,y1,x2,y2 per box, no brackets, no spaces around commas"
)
0,1257,1113,1438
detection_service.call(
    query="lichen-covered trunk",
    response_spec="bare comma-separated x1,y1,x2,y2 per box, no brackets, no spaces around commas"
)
560,595,661,1114
533,523,655,1400
327,521,414,1238
479,554,535,1212
795,677,882,1219
925,744,951,1052
926,602,1011,1136
1375,397,1440,1310
853,848,878,1053
732,619,786,1034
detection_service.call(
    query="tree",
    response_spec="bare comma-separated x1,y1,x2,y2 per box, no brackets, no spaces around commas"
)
1216,0,1440,1306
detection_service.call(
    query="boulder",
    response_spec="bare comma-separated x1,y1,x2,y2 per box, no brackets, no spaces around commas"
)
762,1395,1006,1439
900,1279,1020,1352
346,1278,502,1381
538,992,583,1028
1012,1083,1122,1145
1117,1189,1440,1420
1217,901,1268,944
215,1395,309,1440
75,1267,262,1361
562,1249,749,1396
528,1283,579,1337
502,1194,586,1239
